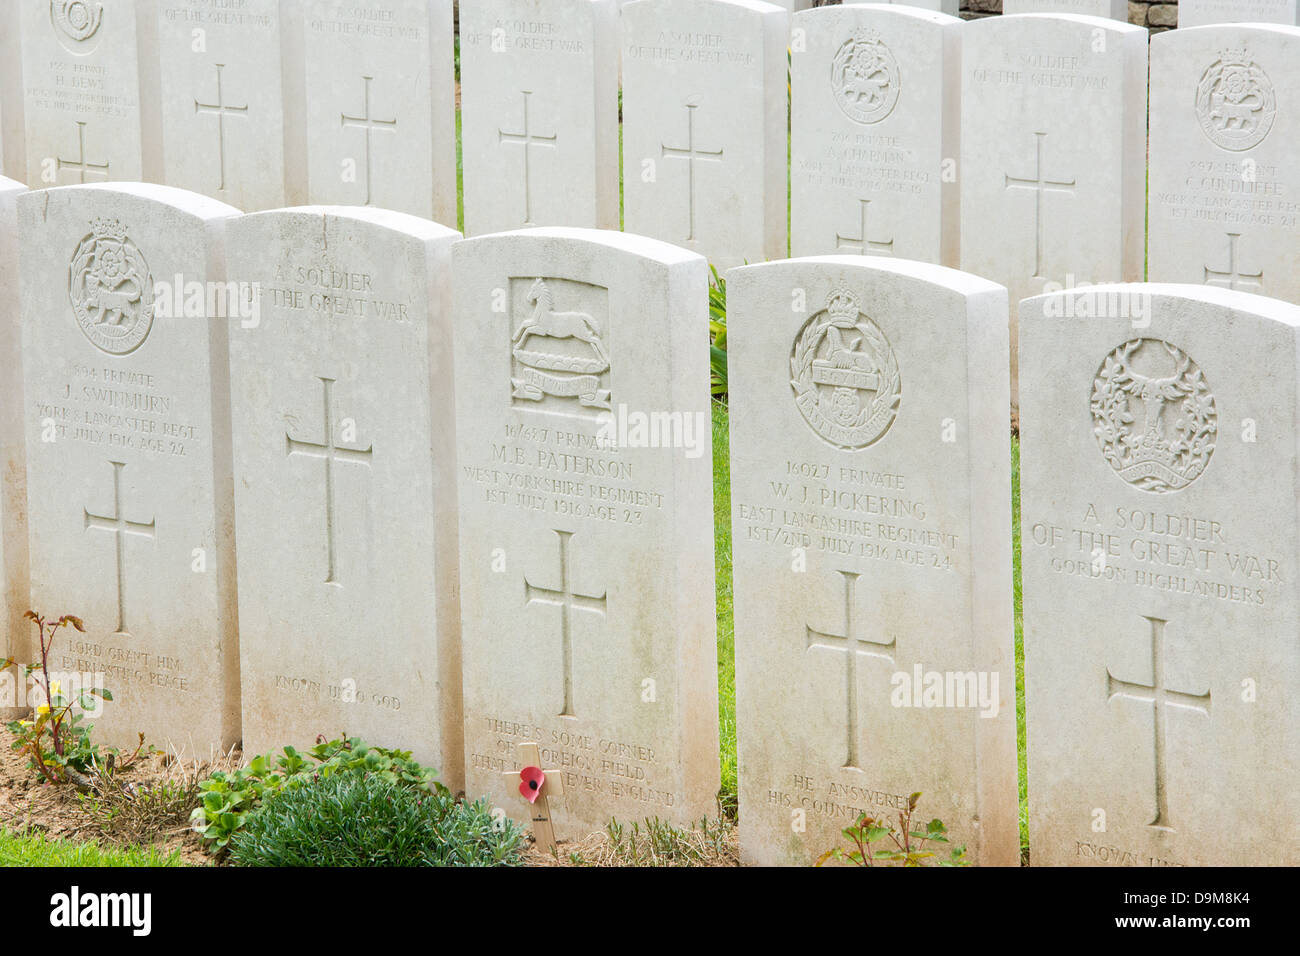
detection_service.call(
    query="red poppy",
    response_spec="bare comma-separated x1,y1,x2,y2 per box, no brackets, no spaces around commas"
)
519,766,546,804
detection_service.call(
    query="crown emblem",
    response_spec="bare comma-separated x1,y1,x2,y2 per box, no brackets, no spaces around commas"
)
90,217,126,242
826,289,860,327
852,29,882,46
1219,47,1251,64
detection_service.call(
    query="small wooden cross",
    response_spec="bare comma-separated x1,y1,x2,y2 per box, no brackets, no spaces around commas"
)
502,741,566,855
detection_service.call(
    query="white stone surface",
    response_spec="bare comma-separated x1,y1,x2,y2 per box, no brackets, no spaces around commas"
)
152,0,287,211
729,255,1017,867
1,5,25,181
1178,0,1298,28
1002,0,1127,19
622,0,789,269
226,206,463,782
844,0,960,17
20,0,145,186
1020,282,1300,866
960,13,1148,404
0,176,29,716
298,0,456,223
18,183,240,757
453,227,718,840
790,5,960,265
1148,25,1300,306
459,0,619,235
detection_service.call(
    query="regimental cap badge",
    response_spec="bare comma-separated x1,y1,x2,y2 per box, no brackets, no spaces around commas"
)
67,217,155,357
1195,47,1276,152
790,288,900,450
50,1,104,47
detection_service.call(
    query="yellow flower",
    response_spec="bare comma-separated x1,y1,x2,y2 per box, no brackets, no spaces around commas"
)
50,680,61,696
36,704,49,715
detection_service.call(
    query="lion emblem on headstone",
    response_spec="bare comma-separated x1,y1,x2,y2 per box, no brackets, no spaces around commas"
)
830,32,901,125
68,218,155,356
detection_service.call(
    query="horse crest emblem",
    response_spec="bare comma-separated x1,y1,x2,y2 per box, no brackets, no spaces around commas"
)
830,31,900,125
50,1,104,50
1091,338,1217,493
790,290,900,449
510,278,611,412
68,218,155,356
1195,50,1276,152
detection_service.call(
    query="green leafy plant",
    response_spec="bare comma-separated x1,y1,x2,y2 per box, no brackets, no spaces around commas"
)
227,771,523,867
2,611,142,788
816,792,968,867
709,264,728,401
191,734,445,852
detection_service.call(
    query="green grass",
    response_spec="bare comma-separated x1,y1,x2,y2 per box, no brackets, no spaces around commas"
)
0,828,182,867
712,403,736,815
1012,437,1027,859
710,412,1030,859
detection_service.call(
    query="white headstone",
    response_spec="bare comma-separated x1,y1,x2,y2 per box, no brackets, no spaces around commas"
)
1178,0,1298,28
1,5,25,181
226,207,463,781
18,183,241,757
1148,25,1300,306
0,176,29,715
960,13,1148,403
1002,0,1128,19
622,0,789,269
459,0,619,235
20,0,145,186
454,228,718,840
151,0,288,211
790,5,961,265
845,0,960,17
1021,282,1300,866
729,256,1017,867
297,0,456,223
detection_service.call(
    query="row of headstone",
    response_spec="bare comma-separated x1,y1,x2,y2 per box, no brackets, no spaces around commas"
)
1,177,1298,863
3,179,720,839
3,4,1297,289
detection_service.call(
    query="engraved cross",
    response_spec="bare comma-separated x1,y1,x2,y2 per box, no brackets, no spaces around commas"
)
194,63,249,192
523,529,607,718
84,460,155,636
1204,232,1263,292
836,198,894,256
1106,615,1211,831
285,377,374,585
661,103,724,242
499,90,558,226
1004,131,1076,280
805,569,896,770
340,75,397,206
57,121,110,184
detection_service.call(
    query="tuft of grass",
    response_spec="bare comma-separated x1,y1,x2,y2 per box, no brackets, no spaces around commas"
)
80,775,201,848
563,816,738,867
0,828,183,867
